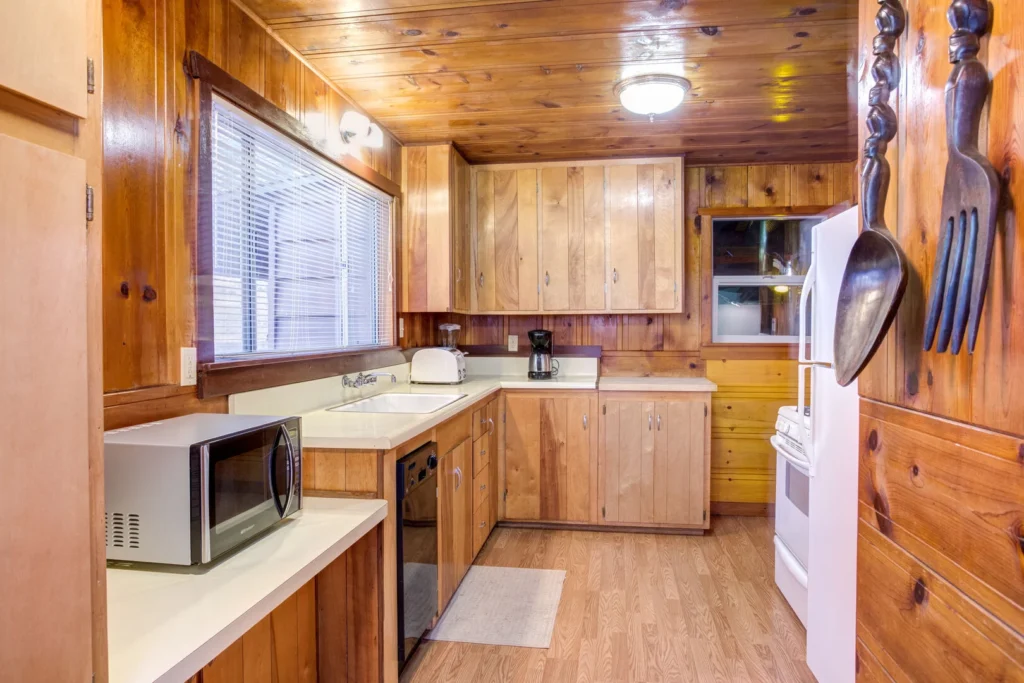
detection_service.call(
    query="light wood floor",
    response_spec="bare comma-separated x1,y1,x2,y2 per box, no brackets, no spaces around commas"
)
402,517,814,683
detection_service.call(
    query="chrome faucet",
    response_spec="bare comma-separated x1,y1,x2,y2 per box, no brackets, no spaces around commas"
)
343,371,397,389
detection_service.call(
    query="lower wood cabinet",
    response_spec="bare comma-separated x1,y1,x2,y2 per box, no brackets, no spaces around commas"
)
599,393,710,528
504,392,598,523
438,438,473,613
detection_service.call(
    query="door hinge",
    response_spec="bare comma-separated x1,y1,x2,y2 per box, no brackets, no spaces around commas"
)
503,489,507,501
704,404,708,417
85,185,95,223
602,404,606,415
602,505,606,519
703,509,707,521
87,58,95,94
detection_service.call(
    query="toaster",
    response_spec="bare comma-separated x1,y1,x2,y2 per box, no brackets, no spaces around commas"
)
410,347,467,384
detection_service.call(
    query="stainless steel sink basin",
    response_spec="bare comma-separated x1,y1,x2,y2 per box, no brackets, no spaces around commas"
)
327,392,467,414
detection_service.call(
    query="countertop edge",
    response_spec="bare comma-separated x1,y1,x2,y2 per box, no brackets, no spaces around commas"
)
152,500,387,683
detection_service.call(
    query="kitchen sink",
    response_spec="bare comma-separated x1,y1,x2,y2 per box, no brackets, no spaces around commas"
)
327,392,467,414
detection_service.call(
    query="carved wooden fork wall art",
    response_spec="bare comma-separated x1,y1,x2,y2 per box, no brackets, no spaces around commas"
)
922,0,1001,355
833,0,909,387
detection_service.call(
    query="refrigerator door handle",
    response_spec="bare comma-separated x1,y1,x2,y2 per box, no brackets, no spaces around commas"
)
798,363,815,476
799,258,816,365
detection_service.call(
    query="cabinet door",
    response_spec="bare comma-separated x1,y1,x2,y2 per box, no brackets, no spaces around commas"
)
2,135,91,681
0,0,87,117
473,169,540,313
505,394,541,520
601,398,648,523
437,451,456,612
608,165,640,310
452,440,474,583
403,144,455,313
638,164,678,310
654,399,708,525
541,167,570,310
474,170,496,311
579,166,608,310
566,395,598,522
452,151,472,313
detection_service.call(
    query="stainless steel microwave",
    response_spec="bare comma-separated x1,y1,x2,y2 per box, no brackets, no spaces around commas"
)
104,413,302,566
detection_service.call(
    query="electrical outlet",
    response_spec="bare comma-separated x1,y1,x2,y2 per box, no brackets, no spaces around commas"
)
398,317,405,338
180,347,197,386
508,334,518,353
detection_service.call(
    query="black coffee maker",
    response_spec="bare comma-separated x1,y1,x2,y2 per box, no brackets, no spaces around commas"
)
528,330,559,380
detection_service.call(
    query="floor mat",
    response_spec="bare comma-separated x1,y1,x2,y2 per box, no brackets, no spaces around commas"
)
426,566,566,649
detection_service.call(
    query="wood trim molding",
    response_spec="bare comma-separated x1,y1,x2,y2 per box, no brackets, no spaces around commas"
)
696,205,833,218
470,154,686,172
700,344,799,360
199,347,407,398
460,344,603,358
183,50,400,198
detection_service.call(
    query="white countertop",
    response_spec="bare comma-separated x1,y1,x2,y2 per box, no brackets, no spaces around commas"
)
298,374,597,449
598,377,719,392
106,497,386,683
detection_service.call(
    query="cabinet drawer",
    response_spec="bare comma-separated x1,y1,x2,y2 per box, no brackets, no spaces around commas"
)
436,411,471,455
473,398,497,441
473,497,491,557
473,464,491,510
473,432,492,476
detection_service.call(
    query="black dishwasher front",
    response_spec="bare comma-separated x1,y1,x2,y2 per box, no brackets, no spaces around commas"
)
396,443,439,671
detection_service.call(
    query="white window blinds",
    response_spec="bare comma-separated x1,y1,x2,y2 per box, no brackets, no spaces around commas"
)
210,95,394,360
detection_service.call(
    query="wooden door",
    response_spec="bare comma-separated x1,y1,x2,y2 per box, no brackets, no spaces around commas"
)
638,164,678,310
541,167,569,310
451,150,472,313
504,394,541,519
608,164,640,310
566,395,598,522
451,439,473,584
653,399,708,526
1,134,92,681
600,398,647,523
0,0,87,117
437,450,456,612
578,166,608,310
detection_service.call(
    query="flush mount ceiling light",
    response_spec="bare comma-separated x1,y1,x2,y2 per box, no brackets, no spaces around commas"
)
340,110,385,149
614,74,691,121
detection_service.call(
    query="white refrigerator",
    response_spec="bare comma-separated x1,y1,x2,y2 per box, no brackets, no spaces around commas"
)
797,206,861,683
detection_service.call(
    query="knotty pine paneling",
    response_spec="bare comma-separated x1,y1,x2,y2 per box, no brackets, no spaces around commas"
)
101,0,402,416
853,0,1024,679
402,161,854,508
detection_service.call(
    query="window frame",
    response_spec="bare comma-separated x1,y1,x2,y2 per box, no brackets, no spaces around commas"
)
187,51,403,398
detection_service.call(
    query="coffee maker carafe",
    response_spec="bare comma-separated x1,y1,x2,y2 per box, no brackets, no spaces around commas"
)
528,329,559,380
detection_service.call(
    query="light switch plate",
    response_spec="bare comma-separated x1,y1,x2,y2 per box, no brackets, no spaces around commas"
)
180,347,197,386
508,335,518,352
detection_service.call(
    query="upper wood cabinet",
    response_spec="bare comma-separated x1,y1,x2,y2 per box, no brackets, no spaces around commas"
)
401,144,471,313
471,158,683,315
0,0,87,117
473,168,540,312
599,393,710,529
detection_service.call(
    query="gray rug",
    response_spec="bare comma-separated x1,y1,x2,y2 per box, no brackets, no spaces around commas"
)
427,566,566,648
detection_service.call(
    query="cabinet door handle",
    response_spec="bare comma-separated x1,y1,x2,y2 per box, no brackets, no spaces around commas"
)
487,417,495,435
583,413,588,430
480,449,487,456
479,521,486,528
478,273,484,287
480,483,486,491
545,271,550,286
455,466,463,490
648,413,653,431
657,414,662,431
456,267,462,283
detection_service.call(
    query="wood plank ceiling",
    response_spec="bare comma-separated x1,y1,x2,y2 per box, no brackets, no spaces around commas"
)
240,0,858,164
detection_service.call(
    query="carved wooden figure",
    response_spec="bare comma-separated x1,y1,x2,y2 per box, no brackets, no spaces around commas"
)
922,0,1001,355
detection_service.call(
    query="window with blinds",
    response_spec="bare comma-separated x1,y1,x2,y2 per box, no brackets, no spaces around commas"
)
209,95,394,360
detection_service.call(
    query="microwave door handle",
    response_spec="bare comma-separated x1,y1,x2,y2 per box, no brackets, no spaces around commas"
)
281,425,296,514
269,427,286,517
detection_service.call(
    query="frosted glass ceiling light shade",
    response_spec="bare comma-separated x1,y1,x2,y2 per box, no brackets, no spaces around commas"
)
614,75,691,120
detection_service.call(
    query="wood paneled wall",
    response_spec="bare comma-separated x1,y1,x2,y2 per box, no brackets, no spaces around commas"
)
854,0,1024,679
403,161,855,510
101,0,402,426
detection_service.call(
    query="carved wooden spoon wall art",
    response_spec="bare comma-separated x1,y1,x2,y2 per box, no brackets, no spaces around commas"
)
833,0,909,387
922,0,1000,355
